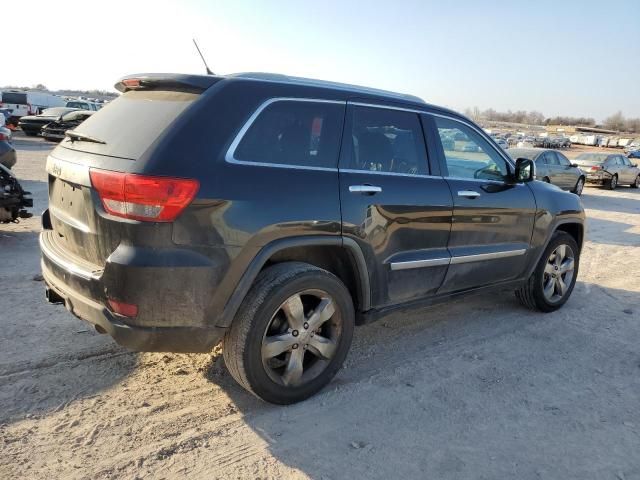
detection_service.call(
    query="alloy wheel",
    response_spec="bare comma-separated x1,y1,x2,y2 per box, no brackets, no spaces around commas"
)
542,244,575,303
261,289,342,387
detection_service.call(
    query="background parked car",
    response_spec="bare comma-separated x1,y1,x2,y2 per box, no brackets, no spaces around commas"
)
41,110,94,142
495,138,509,150
0,126,16,169
573,152,640,189
18,107,79,136
65,100,101,111
509,148,585,194
627,150,640,160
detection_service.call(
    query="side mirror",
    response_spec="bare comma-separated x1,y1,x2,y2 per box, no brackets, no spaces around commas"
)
514,158,535,182
571,163,579,168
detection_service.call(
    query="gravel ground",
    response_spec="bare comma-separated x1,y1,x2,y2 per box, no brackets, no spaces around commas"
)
1,137,639,479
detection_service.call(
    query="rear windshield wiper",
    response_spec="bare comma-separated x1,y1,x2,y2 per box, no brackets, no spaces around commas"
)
66,130,106,144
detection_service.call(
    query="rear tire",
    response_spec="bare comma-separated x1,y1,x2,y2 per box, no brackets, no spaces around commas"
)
515,231,579,312
543,177,551,183
606,174,618,190
223,262,355,404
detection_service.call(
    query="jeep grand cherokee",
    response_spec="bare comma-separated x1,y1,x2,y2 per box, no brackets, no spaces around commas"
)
40,73,585,404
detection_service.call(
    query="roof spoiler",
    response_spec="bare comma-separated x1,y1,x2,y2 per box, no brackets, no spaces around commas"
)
114,74,220,93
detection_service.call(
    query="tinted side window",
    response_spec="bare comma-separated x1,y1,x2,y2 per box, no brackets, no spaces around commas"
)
546,152,560,166
434,117,509,181
346,106,428,175
556,152,571,166
234,100,343,169
2,92,27,104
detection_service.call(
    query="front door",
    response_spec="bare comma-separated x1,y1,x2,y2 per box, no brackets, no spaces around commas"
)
427,114,537,293
339,103,453,307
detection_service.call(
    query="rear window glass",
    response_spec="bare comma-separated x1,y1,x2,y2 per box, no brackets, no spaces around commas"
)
233,100,344,169
2,92,27,104
64,90,198,159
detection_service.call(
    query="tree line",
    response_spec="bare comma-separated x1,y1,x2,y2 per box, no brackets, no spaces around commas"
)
464,107,640,134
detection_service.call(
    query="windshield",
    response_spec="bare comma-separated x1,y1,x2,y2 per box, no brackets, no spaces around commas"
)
576,153,609,162
508,150,538,161
66,102,89,109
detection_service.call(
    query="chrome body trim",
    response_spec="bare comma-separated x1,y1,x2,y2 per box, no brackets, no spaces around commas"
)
390,257,451,271
389,248,527,270
340,168,440,179
349,185,382,194
449,248,526,265
457,190,481,198
39,235,101,281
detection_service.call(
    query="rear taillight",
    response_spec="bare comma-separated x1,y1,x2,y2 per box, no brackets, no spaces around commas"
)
590,165,602,171
108,298,138,318
89,169,199,222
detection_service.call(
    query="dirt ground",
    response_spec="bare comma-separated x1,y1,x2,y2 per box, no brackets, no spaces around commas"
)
1,137,639,480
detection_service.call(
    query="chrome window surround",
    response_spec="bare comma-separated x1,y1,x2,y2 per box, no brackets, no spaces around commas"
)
389,248,526,271
225,97,345,171
225,98,515,178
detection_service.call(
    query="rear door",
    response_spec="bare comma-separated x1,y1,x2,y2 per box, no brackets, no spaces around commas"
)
339,103,453,307
619,156,635,183
543,151,563,186
428,114,537,293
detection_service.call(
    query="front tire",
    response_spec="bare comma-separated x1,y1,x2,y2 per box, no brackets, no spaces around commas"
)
572,177,585,196
223,262,355,404
631,175,640,189
515,231,579,312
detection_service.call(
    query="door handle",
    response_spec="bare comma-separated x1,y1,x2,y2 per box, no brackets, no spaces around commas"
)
457,190,481,199
349,185,382,195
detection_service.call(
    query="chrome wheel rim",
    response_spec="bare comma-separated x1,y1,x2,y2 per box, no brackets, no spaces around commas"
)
261,289,342,387
542,244,575,303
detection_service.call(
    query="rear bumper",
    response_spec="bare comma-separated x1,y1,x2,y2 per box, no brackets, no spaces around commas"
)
40,227,228,353
42,261,225,352
585,172,611,184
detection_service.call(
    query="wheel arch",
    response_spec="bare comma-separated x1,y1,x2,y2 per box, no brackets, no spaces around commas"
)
220,236,371,327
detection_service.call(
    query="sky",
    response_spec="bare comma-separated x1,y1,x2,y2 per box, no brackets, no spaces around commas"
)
5,0,639,121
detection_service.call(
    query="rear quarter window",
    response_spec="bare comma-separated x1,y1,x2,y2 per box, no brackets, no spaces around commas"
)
2,92,27,104
63,90,199,160
232,100,344,169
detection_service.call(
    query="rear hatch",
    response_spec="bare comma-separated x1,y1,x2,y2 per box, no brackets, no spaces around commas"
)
44,75,218,269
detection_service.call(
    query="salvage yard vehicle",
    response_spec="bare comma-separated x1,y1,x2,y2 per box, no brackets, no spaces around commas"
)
41,110,94,142
0,90,66,126
18,107,79,136
573,152,640,189
65,100,101,111
509,148,585,195
0,163,32,222
0,126,16,169
40,72,586,404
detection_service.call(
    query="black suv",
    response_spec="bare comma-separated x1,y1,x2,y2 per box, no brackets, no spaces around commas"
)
41,73,585,404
